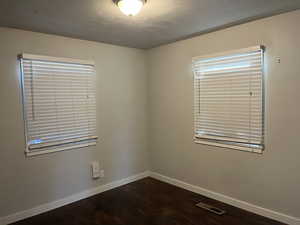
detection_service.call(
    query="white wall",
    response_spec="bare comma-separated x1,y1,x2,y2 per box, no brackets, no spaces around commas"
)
0,27,149,217
1,9,300,223
147,10,300,218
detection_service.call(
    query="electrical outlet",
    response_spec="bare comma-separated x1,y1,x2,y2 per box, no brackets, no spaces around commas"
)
91,161,100,179
277,57,281,63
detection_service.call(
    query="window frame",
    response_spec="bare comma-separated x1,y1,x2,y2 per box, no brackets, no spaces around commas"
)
19,53,98,156
192,46,265,153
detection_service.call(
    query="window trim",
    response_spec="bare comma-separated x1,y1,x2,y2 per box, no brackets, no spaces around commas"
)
21,53,95,66
192,46,263,62
192,45,265,154
19,53,98,157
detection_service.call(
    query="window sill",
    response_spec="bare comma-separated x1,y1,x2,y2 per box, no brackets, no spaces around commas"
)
194,139,263,154
25,141,97,157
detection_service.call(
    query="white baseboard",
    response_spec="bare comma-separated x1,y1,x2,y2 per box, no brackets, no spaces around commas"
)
149,171,300,225
1,170,299,225
0,171,150,225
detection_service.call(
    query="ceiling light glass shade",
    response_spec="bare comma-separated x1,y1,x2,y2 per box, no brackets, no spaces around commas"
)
117,0,144,16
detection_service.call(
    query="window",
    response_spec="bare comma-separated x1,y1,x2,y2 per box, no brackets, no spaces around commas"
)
20,54,98,156
193,46,264,153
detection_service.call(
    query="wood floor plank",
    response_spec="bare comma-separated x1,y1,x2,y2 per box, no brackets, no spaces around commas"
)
11,177,286,225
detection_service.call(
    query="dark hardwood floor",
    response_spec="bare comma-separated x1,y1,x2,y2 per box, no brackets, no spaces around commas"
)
11,178,285,225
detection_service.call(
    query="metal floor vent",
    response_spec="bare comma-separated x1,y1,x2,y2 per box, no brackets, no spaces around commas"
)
196,202,226,215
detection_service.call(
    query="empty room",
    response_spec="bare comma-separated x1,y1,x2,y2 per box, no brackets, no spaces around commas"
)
0,0,300,225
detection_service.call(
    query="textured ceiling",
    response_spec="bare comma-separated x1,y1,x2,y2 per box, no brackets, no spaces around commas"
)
0,0,300,49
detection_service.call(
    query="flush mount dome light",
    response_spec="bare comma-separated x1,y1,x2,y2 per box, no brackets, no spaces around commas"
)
114,0,147,16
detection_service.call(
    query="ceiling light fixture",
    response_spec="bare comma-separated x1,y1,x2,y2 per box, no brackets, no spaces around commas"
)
114,0,147,16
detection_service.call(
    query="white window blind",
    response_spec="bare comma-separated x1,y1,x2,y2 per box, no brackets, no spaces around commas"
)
193,46,264,153
20,53,98,156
